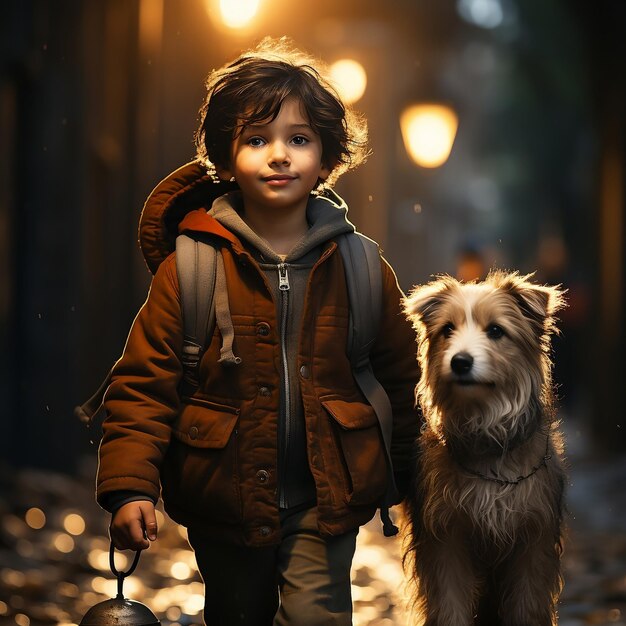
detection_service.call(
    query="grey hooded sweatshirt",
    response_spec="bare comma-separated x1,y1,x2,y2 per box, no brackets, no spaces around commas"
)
210,191,355,510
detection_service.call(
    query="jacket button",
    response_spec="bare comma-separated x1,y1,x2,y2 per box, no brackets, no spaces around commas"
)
188,426,199,440
259,526,271,537
259,386,271,397
256,469,270,483
256,322,270,336
299,365,310,379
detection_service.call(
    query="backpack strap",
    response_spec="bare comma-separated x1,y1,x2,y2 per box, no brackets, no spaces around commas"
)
337,233,400,536
176,233,217,388
73,234,217,426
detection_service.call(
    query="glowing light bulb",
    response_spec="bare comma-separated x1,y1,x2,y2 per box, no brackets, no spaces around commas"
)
329,59,367,104
219,0,260,29
400,104,459,168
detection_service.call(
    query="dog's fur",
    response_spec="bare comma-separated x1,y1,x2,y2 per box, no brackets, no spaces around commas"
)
403,271,566,626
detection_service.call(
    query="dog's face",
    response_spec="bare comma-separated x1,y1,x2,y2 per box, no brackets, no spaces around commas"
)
405,272,565,449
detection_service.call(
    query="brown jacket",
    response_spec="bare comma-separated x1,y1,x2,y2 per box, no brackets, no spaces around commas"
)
97,163,420,547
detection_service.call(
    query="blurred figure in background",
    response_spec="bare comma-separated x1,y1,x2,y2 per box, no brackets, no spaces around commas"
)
456,244,487,282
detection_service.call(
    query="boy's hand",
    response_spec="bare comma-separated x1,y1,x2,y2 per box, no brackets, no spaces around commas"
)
110,501,158,551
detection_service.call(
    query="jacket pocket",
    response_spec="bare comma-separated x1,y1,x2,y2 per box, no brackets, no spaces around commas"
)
162,397,242,524
322,399,387,507
173,397,239,448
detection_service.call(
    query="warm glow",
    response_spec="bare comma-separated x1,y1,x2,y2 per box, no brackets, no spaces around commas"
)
88,548,127,572
218,0,259,28
329,59,367,104
25,507,46,529
400,104,459,168
63,513,86,536
122,577,142,598
90,576,109,594
171,561,192,580
151,583,204,612
166,607,183,621
89,577,140,599
183,594,206,615
14,614,30,626
53,533,75,553
155,509,165,526
58,582,80,598
1,569,25,586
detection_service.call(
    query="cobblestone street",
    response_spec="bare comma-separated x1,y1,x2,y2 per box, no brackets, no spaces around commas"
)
0,415,624,625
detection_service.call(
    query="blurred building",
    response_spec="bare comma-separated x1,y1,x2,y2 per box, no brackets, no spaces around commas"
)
0,0,624,472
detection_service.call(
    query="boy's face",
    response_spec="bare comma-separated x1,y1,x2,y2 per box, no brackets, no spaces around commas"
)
218,97,330,216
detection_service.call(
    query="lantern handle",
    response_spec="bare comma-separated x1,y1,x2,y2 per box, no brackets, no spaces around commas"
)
109,541,142,599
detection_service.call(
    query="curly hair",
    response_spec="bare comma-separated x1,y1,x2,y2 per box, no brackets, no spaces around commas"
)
195,37,369,188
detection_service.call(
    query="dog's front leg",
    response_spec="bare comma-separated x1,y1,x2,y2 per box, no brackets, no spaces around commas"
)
414,532,479,626
498,529,562,626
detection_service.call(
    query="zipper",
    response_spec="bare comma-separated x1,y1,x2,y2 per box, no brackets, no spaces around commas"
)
278,262,291,508
278,263,290,291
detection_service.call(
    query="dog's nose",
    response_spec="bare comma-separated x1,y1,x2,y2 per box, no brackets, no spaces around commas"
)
451,352,474,374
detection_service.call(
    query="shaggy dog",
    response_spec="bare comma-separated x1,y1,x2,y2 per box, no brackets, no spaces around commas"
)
403,271,566,626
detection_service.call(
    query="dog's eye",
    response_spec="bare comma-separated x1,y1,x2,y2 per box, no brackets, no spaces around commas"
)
486,324,505,339
441,323,455,338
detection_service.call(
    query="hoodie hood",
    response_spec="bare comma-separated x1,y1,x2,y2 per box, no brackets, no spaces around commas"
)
138,160,355,273
206,190,355,263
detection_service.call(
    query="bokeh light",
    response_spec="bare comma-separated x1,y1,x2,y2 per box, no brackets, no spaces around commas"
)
329,59,367,104
400,104,459,168
53,533,75,553
182,593,205,615
88,548,128,572
457,0,504,29
170,561,192,580
166,606,182,621
63,513,86,536
218,0,259,29
15,614,30,626
25,507,46,530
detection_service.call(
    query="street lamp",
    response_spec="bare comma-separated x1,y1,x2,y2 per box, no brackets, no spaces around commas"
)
329,59,367,105
400,103,458,168
219,0,259,28
205,0,260,30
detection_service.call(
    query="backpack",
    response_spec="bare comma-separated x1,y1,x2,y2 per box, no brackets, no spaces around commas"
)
75,189,399,536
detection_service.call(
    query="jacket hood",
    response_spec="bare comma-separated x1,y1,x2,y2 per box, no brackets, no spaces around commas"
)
138,160,355,273
138,161,239,275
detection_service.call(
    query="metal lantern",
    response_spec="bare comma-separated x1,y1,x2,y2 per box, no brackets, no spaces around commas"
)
80,543,161,626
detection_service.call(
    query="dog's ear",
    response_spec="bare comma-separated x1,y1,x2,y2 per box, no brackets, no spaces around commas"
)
494,272,567,335
403,276,455,325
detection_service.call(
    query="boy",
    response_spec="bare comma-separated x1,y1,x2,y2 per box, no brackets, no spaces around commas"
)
97,38,419,626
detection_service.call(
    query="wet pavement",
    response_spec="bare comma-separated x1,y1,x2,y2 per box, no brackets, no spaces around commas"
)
0,415,624,625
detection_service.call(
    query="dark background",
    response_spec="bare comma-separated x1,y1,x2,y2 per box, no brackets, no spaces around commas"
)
0,0,623,483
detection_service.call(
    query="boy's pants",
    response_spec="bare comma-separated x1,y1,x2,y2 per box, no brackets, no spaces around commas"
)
187,506,358,626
